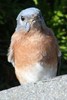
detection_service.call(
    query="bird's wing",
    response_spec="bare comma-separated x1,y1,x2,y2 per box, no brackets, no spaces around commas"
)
43,27,61,75
57,50,61,75
7,34,15,67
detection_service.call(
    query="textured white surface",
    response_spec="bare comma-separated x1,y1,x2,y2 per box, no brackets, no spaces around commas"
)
0,75,67,100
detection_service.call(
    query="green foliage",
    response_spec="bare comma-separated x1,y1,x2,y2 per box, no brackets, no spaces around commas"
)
49,10,67,60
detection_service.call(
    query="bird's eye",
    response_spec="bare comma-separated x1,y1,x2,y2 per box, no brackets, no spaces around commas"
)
21,16,25,21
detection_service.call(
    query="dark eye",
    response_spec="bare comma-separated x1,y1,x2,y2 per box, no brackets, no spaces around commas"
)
21,16,25,21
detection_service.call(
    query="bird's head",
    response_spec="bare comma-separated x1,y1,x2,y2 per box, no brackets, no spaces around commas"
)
15,7,45,32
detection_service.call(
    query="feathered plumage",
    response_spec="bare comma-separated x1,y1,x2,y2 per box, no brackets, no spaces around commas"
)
8,7,61,84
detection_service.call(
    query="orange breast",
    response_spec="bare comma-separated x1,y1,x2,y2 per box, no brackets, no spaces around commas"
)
12,29,58,69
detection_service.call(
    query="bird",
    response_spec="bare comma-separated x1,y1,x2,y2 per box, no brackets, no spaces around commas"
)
7,7,61,84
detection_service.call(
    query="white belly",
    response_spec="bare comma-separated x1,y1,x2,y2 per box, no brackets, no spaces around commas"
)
15,62,57,84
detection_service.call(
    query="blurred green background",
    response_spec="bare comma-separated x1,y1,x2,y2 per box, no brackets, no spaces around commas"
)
0,0,67,90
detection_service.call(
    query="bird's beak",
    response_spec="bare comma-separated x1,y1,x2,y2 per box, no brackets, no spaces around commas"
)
29,19,36,24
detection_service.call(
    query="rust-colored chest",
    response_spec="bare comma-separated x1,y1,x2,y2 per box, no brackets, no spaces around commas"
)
12,30,58,69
